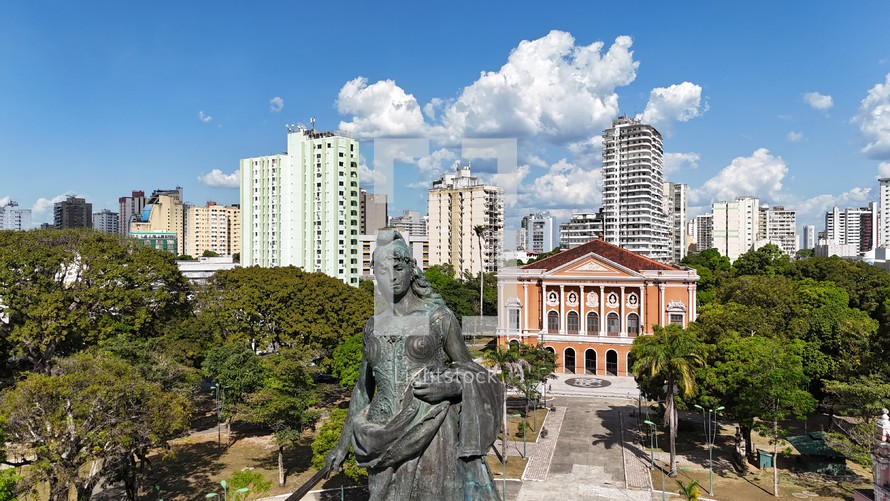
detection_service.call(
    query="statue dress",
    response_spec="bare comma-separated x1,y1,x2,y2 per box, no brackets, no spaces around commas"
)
345,303,503,500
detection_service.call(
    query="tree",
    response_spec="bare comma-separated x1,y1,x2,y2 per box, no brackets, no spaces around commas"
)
202,345,266,411
732,244,791,277
330,333,363,388
202,249,219,257
0,229,191,374
700,335,815,495
311,409,366,481
0,353,190,501
630,324,705,476
239,349,320,487
199,267,372,355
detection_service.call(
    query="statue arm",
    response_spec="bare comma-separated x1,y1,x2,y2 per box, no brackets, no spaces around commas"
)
442,309,476,366
325,351,372,472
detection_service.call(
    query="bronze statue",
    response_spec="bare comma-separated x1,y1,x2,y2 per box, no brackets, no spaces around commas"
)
325,229,503,500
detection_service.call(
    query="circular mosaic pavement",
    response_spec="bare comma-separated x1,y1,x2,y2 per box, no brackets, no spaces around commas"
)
564,377,612,388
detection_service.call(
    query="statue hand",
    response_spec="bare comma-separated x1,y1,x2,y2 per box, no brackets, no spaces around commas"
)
324,443,349,476
412,380,461,403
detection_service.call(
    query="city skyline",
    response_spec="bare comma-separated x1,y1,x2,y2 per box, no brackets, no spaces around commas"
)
2,2,890,237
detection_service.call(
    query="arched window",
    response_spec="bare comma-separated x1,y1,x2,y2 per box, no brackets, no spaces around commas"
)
547,311,560,332
585,349,597,375
564,348,576,374
567,311,579,334
627,313,640,337
586,312,599,335
607,312,620,336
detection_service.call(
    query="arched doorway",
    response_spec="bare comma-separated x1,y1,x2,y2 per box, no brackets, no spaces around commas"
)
606,349,618,376
587,312,599,335
564,347,576,374
607,312,620,336
509,340,520,351
547,311,559,333
584,349,597,375
567,311,579,334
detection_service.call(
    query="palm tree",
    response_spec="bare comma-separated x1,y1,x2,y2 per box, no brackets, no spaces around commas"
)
630,324,705,477
474,224,486,315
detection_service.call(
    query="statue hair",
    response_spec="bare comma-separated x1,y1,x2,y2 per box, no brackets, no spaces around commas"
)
373,229,445,307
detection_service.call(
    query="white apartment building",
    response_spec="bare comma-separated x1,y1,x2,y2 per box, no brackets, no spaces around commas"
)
558,211,604,249
520,212,555,253
757,205,798,256
240,126,360,285
0,201,31,231
93,209,120,234
690,213,714,251
665,183,688,263
803,225,816,250
880,178,890,247
601,116,671,261
712,197,760,262
186,202,240,257
823,203,878,256
389,210,427,237
428,163,504,276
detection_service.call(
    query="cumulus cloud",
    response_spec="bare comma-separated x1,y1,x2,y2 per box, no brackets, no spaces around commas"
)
0,196,9,207
422,98,447,120
337,77,427,138
878,162,890,179
524,158,603,207
692,148,788,204
637,82,705,132
198,169,239,188
854,73,890,159
30,194,75,224
198,111,213,123
269,96,284,113
359,158,387,189
441,32,639,143
803,91,833,111
787,131,804,142
792,187,873,227
663,152,700,176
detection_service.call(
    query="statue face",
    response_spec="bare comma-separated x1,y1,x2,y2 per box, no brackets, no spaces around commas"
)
374,257,412,302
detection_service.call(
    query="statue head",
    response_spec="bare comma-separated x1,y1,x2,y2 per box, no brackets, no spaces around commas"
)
372,229,443,307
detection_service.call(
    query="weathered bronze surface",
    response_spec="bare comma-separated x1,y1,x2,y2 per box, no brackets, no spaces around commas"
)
325,229,503,500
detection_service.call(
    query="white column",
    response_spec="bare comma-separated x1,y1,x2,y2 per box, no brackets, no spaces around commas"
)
542,283,547,333
559,284,565,335
599,285,605,336
688,284,695,326
523,283,529,335
659,283,665,326
498,283,504,333
580,284,585,335
620,286,626,337
639,285,646,335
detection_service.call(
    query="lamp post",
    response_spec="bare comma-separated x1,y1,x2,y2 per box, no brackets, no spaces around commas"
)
644,420,664,501
694,404,725,496
210,383,221,449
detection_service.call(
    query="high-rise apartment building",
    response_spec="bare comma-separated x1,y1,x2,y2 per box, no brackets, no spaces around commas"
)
712,197,760,262
558,210,604,249
92,209,120,234
757,205,798,256
690,214,713,252
130,188,187,255
54,196,92,229
665,183,688,263
359,190,388,235
824,203,878,255
240,126,361,285
880,178,890,247
428,163,503,276
803,225,816,250
0,201,31,231
519,212,555,253
389,210,427,236
118,191,146,237
186,202,240,257
601,116,670,261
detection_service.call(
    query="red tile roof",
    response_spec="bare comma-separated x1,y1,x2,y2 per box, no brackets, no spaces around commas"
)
521,239,680,273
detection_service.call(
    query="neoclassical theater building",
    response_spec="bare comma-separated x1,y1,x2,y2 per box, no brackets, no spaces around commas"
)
496,239,699,376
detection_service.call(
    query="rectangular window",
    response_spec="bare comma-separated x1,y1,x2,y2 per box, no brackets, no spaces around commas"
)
508,309,520,331
669,314,684,326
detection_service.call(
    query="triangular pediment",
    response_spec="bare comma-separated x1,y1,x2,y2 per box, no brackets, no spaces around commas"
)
546,252,642,278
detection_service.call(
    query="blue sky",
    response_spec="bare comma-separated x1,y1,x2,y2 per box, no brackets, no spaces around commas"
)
2,2,890,238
